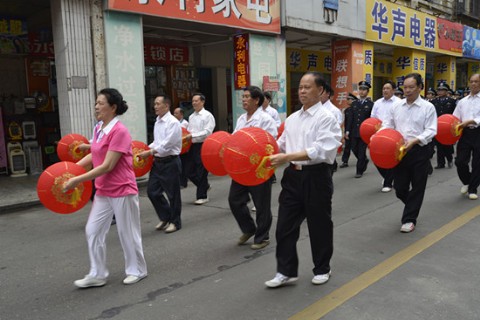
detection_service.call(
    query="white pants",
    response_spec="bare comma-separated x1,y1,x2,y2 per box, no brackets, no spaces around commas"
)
85,194,147,279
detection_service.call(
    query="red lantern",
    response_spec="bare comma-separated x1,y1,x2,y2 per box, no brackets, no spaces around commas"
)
223,127,278,186
57,134,90,162
369,129,406,169
181,127,192,154
277,122,285,140
37,161,93,214
201,131,231,176
436,114,463,145
360,118,382,144
131,140,153,177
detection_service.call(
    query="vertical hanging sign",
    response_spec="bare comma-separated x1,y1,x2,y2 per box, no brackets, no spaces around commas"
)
234,34,250,90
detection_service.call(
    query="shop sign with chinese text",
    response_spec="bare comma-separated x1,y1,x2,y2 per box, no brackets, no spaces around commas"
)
144,43,189,65
234,33,250,90
366,0,462,57
108,0,280,34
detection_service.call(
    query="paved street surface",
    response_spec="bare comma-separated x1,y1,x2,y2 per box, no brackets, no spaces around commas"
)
1,160,480,320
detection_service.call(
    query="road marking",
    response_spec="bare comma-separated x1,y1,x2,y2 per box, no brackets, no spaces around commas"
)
290,205,480,320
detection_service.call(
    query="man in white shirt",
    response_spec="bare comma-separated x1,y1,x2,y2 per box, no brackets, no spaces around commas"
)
382,73,437,233
453,73,480,200
260,91,281,127
174,107,189,188
138,95,183,233
264,72,342,288
184,94,216,204
229,86,278,250
371,80,401,193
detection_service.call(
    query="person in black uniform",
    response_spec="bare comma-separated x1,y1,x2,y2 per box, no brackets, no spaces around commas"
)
431,82,456,169
346,81,373,178
426,87,437,102
340,93,357,168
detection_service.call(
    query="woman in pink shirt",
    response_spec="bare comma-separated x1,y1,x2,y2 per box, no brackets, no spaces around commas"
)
64,88,147,288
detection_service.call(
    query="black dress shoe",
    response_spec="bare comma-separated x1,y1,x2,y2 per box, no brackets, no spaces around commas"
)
339,163,348,168
434,165,445,169
354,173,363,178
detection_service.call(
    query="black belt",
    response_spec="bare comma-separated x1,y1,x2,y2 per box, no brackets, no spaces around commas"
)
466,126,479,130
154,155,178,163
290,162,329,171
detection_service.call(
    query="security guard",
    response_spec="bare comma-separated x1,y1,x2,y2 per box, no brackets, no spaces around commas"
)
346,81,373,178
431,82,456,169
426,87,437,102
340,93,357,168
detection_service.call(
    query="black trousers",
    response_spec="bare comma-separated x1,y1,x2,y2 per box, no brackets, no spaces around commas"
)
393,144,431,225
341,138,351,164
455,128,480,194
351,137,369,175
275,164,333,277
184,143,209,199
147,157,182,228
376,166,394,188
228,177,273,244
435,138,454,167
179,153,188,187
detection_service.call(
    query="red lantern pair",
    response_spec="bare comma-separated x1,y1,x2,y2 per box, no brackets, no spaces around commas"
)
37,161,93,214
223,127,278,186
131,141,154,177
436,114,463,145
57,134,90,162
360,118,382,144
369,129,406,169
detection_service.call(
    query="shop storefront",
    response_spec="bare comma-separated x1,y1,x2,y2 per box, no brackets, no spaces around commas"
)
0,6,59,177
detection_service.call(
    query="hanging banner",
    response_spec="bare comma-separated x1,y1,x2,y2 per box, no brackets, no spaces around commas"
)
437,18,463,53
463,26,480,60
108,0,280,34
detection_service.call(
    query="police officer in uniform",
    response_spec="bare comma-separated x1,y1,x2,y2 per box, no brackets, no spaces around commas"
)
426,87,436,102
346,81,373,178
431,82,456,169
340,93,357,168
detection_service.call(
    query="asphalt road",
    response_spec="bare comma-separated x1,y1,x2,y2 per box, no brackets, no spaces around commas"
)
1,159,480,320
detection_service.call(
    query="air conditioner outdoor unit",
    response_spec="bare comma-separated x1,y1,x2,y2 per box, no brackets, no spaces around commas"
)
7,142,27,177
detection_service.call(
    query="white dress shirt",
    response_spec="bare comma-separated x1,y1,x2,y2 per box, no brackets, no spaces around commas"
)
277,101,342,165
382,96,437,146
259,105,281,127
371,95,401,122
187,108,216,143
322,99,343,125
453,92,480,127
179,118,189,129
149,112,182,157
235,108,278,139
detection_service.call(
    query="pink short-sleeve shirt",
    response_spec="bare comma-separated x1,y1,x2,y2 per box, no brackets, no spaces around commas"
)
91,121,138,197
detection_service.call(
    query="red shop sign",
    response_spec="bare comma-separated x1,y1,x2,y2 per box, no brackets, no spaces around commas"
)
234,34,250,90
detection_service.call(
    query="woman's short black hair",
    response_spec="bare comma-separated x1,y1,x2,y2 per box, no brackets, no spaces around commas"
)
98,88,129,115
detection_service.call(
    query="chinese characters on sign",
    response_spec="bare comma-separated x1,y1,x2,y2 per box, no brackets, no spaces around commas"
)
234,34,250,90
144,43,189,65
437,19,463,53
108,0,280,34
0,17,28,54
286,48,332,74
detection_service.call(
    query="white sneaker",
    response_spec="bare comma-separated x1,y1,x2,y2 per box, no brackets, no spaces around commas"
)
461,185,469,194
251,206,256,212
265,273,298,288
123,275,147,285
400,222,415,233
74,275,107,288
194,198,209,205
312,271,331,285
381,187,392,193
469,193,478,200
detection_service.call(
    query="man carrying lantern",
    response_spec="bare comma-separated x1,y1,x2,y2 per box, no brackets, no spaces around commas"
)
431,82,456,169
382,73,437,233
138,95,182,233
371,80,401,193
229,86,278,250
346,81,374,178
265,72,342,288
184,93,216,205
453,73,480,200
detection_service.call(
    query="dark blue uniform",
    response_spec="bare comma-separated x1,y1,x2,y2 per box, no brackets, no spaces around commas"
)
347,98,373,177
341,106,353,166
431,96,456,168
